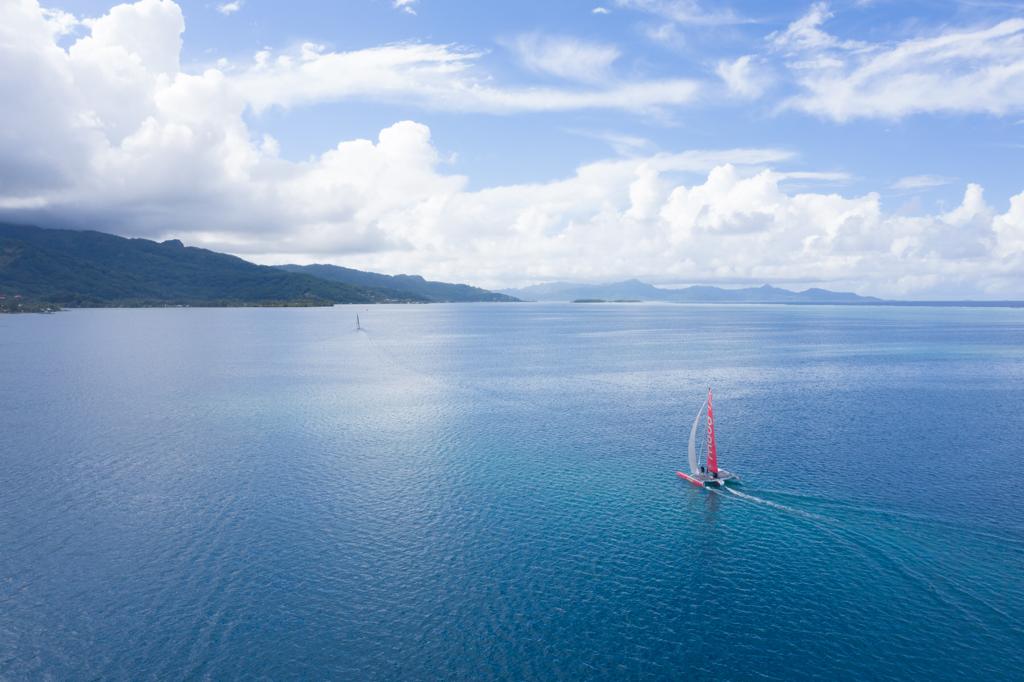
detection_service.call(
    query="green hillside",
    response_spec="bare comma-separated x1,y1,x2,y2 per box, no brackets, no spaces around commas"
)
0,223,426,307
277,263,518,302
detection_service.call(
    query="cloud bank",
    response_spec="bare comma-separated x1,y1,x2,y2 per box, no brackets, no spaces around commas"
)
1,0,1022,298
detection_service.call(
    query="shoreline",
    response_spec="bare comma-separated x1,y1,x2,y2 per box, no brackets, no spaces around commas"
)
5,299,1023,314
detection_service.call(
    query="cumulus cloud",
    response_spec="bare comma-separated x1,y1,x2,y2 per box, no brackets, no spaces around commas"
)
40,6,79,34
774,3,1024,121
1,0,1022,298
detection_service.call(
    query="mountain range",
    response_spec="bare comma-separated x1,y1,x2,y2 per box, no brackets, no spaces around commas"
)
4,223,1019,312
276,264,517,302
0,224,509,309
500,279,881,304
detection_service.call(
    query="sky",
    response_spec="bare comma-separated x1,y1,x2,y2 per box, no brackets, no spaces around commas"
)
1,0,1023,298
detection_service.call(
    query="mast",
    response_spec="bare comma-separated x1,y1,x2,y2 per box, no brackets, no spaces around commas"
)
706,387,718,474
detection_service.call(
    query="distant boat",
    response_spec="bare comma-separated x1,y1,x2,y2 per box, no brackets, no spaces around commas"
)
677,388,740,487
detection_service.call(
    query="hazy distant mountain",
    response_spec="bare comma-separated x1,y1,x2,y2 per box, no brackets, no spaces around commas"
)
0,223,426,307
504,279,663,302
277,264,518,302
500,279,882,304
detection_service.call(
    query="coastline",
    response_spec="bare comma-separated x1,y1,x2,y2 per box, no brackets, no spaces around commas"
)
6,298,1022,314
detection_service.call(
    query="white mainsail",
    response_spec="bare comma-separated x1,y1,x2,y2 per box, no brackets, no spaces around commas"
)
687,400,706,475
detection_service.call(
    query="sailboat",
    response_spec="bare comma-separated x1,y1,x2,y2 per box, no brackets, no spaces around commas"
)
676,388,740,487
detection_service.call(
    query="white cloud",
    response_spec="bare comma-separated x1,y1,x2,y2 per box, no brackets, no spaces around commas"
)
216,1,242,15
78,0,183,75
769,1,863,54
508,33,621,83
592,7,610,15
715,55,771,98
891,175,953,191
1,0,1023,298
774,4,1024,121
566,129,654,156
776,171,849,182
393,0,417,15
644,22,685,48
41,7,79,34
619,0,747,51
235,42,699,114
615,0,747,26
993,191,1024,259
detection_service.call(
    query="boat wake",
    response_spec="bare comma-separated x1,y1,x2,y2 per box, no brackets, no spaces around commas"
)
711,485,1019,632
717,485,826,521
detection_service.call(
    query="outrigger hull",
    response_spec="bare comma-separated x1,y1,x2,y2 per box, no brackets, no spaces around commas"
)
676,471,707,487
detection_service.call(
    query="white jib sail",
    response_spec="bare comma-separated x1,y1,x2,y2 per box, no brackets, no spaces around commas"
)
688,400,706,475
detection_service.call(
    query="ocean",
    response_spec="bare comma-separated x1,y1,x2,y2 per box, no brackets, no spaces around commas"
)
2,303,1022,680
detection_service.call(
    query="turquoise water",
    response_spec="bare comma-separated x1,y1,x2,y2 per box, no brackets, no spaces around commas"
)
1,304,1023,679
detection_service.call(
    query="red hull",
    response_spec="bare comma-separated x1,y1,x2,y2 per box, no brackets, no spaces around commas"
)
676,471,706,487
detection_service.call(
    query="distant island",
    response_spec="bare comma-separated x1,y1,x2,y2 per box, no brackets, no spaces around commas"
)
504,279,881,304
504,279,1024,308
0,223,517,312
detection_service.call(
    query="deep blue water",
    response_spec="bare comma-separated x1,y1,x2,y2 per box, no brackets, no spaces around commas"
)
2,303,1023,680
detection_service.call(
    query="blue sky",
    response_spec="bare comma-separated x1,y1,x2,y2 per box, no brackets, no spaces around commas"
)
2,0,1024,296
116,0,1024,198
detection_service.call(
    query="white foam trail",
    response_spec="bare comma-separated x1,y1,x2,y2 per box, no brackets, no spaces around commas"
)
722,486,825,520
705,483,1021,637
